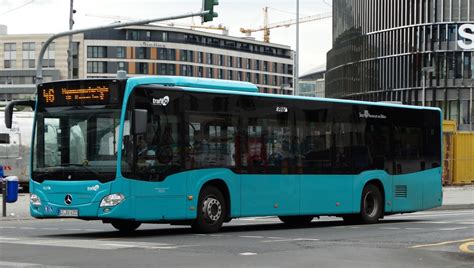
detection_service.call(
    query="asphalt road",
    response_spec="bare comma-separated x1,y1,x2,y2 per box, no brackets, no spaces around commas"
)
0,210,473,267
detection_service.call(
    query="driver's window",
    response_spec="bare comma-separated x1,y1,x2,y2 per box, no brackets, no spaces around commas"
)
44,118,60,167
123,87,183,181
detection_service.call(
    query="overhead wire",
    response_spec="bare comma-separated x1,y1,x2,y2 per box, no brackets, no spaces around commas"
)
1,0,35,15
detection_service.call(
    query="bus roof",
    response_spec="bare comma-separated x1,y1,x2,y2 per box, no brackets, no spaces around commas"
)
126,76,439,112
127,76,258,93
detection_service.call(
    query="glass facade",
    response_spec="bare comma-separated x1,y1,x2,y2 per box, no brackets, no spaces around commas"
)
326,0,474,129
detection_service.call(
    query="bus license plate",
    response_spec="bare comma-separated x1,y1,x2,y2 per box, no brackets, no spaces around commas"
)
59,209,78,217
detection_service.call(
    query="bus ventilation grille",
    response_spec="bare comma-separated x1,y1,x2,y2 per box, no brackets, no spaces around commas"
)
394,185,407,198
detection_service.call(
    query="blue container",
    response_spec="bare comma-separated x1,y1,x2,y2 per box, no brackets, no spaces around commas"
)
5,176,18,203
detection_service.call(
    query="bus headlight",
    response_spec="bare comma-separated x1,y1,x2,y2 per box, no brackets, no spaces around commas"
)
100,193,125,207
30,194,42,206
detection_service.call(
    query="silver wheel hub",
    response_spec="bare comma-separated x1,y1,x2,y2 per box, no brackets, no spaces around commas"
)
202,197,222,222
364,192,378,217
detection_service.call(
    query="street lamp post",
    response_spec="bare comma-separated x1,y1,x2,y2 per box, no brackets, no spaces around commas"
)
421,66,435,106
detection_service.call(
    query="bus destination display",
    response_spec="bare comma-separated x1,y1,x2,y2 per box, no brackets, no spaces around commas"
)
40,85,113,106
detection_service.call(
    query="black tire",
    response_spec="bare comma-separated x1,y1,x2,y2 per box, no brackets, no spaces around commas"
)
110,220,141,233
359,184,384,224
279,216,314,226
192,185,226,233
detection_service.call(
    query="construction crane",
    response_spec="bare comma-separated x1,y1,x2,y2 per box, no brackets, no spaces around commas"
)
240,7,332,43
85,14,229,34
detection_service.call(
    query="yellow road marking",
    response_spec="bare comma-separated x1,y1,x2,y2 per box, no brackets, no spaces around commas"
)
459,241,474,254
410,238,474,248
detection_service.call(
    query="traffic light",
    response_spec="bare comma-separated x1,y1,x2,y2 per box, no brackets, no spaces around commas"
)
202,0,218,23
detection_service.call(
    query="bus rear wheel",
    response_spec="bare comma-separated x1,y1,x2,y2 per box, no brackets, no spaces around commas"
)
359,184,383,224
192,185,226,233
110,220,141,233
279,216,314,226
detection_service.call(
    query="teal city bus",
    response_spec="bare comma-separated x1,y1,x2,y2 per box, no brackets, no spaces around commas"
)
5,76,442,233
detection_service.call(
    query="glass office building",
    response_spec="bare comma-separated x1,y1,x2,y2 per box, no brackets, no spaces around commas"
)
326,0,474,130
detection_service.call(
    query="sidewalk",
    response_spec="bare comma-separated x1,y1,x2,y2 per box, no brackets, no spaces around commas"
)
1,186,473,221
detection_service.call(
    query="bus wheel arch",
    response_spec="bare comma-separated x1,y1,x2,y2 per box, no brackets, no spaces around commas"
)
192,179,231,233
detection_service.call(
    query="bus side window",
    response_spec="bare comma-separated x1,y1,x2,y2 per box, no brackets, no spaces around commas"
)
0,133,10,158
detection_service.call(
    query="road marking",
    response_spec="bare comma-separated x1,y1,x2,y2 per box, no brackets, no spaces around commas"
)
0,226,16,229
0,261,43,267
458,222,474,225
0,237,20,241
0,237,178,250
84,229,103,232
379,227,401,230
261,238,320,243
64,228,82,231
239,235,265,239
411,237,474,248
40,228,59,230
459,241,474,254
19,227,35,230
405,228,424,230
437,227,468,231
266,236,285,239
239,252,258,256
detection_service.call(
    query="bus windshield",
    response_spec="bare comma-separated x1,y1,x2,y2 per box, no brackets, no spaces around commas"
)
32,106,121,182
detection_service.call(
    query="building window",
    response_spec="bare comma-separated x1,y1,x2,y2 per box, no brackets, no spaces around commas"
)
87,61,107,73
208,68,213,78
87,46,107,58
263,61,268,72
117,47,126,58
4,43,16,69
162,32,168,42
118,62,126,71
246,72,251,82
137,62,148,74
237,57,242,68
263,74,268,84
41,42,55,68
180,50,194,62
273,62,278,73
237,71,242,81
218,55,224,66
255,73,260,84
198,66,204,77
206,53,213,64
158,48,176,60
127,30,139,40
255,60,260,70
227,56,233,67
218,69,223,79
246,59,251,69
136,47,150,59
197,52,203,63
228,70,233,80
22,42,35,68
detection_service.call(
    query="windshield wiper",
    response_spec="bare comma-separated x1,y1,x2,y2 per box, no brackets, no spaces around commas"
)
60,163,109,181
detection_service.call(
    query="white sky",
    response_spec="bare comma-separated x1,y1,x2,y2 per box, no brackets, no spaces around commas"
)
0,0,332,74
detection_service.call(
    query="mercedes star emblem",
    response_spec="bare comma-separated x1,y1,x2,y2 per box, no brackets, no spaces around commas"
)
65,194,73,205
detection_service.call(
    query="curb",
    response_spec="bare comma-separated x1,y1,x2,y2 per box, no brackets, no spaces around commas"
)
430,204,474,211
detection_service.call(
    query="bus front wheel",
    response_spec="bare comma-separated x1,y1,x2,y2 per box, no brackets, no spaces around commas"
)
110,220,141,233
192,185,226,233
279,216,314,226
359,184,383,224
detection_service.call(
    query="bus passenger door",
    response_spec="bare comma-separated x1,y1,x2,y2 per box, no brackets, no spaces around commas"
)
239,97,300,217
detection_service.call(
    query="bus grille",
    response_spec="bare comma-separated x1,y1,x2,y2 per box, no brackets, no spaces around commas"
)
394,185,407,198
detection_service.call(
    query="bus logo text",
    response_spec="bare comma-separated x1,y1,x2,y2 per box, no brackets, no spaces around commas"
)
152,96,170,106
359,110,387,119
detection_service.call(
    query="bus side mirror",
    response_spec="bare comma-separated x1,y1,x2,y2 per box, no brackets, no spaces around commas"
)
133,109,147,134
4,100,35,129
